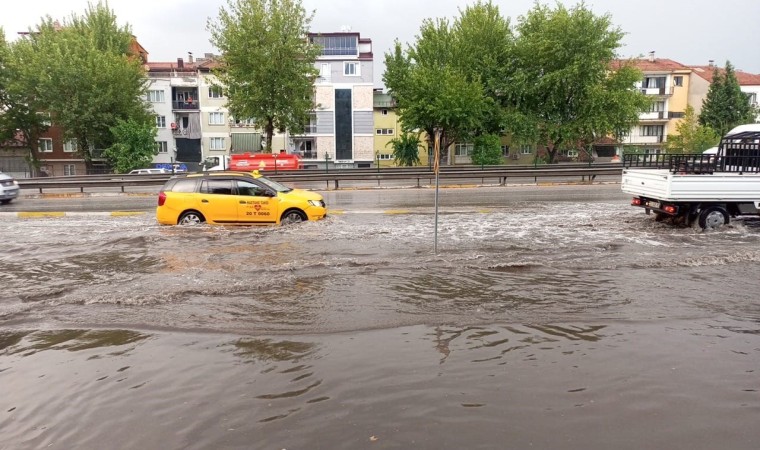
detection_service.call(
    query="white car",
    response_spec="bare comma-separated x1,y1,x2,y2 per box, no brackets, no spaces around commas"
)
0,172,20,204
129,168,170,175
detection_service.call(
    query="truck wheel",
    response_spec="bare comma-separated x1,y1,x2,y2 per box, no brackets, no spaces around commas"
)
698,206,729,230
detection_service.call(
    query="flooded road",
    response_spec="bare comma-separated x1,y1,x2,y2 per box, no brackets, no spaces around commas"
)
1,186,759,449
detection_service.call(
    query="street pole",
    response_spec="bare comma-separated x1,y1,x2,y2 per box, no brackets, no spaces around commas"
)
434,130,440,254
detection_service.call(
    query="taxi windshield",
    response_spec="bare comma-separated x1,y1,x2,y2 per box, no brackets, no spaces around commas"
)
256,175,293,193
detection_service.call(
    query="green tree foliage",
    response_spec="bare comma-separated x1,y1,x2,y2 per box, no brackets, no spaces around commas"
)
664,105,719,153
699,61,756,136
383,12,490,159
385,133,422,166
508,3,649,163
471,134,503,165
208,0,319,153
103,118,157,173
0,29,50,174
13,3,151,171
452,2,514,136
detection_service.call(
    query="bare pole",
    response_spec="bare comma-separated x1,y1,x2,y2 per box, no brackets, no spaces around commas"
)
434,129,440,254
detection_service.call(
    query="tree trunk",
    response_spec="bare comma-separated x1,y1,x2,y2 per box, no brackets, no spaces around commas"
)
264,119,274,154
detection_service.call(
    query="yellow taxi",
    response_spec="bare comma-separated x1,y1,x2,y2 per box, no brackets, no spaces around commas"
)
156,171,326,225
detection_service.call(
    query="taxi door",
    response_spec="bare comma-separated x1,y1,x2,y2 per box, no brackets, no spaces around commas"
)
235,179,278,224
199,179,239,223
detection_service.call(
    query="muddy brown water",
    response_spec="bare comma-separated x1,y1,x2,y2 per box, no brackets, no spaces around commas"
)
1,190,759,449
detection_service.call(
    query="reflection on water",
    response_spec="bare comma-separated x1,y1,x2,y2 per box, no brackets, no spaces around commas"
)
1,321,758,449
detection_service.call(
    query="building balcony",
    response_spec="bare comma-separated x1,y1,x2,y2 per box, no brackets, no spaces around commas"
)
172,101,199,110
640,86,674,96
625,135,664,144
639,111,666,121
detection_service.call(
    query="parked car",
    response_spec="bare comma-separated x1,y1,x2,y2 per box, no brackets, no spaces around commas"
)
0,172,20,204
156,171,327,226
129,168,169,175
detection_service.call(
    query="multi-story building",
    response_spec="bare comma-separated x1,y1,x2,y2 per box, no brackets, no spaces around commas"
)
617,53,693,154
372,89,400,167
688,62,760,121
297,32,375,168
147,57,203,167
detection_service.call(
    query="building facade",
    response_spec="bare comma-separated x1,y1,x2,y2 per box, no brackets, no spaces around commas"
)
617,54,693,154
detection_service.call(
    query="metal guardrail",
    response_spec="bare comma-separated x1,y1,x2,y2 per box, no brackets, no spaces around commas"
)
18,165,624,193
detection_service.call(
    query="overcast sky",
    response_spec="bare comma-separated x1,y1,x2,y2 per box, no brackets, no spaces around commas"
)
3,0,759,88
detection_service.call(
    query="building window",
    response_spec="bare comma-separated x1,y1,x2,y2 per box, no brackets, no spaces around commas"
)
64,164,76,176
344,62,360,76
561,149,579,158
208,86,223,98
500,145,509,156
311,35,358,57
644,148,662,155
643,76,665,89
377,153,394,160
147,90,165,103
454,143,473,157
210,137,225,150
38,138,53,152
650,101,665,112
375,128,394,135
381,109,388,116
641,125,664,137
674,76,683,87
520,144,533,155
63,139,78,153
747,92,758,105
298,140,316,159
209,112,225,125
156,115,166,128
156,141,168,153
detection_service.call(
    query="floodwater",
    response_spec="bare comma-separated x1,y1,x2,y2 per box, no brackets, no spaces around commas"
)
1,190,760,449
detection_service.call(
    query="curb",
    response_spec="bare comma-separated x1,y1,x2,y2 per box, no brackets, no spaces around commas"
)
0,211,148,219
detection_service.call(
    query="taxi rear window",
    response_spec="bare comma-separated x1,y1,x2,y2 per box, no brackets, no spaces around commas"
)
169,179,197,193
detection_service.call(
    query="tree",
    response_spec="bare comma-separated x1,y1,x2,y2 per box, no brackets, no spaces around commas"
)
14,2,152,172
664,105,719,153
0,29,50,175
470,134,503,165
386,133,422,166
451,1,514,137
509,3,649,163
699,61,756,136
103,118,157,173
383,16,490,162
208,0,319,153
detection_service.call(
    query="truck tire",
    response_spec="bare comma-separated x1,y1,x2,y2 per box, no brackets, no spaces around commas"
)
698,206,729,230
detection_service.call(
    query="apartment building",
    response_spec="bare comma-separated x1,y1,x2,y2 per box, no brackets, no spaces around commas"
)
616,54,693,154
301,32,375,168
372,89,399,167
688,62,760,121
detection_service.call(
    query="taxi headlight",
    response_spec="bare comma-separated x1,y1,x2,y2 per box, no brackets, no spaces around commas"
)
308,200,323,207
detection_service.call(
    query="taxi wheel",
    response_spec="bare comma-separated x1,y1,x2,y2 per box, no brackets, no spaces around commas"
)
178,211,205,225
281,209,306,225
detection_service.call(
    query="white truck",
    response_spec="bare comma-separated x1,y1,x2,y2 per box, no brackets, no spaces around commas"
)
621,124,760,229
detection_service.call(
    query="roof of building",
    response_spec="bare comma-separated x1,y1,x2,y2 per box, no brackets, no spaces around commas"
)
612,58,691,73
689,65,760,85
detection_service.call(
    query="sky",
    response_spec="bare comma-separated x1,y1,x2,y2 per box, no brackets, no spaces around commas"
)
2,0,759,88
